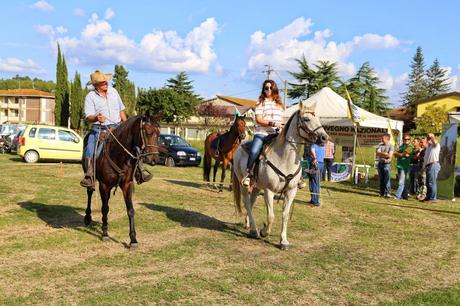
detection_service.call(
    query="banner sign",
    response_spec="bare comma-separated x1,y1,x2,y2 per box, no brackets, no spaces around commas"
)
438,123,457,200
330,163,352,182
323,125,400,146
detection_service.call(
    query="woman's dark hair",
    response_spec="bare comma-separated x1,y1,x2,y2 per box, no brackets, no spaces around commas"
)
258,79,283,108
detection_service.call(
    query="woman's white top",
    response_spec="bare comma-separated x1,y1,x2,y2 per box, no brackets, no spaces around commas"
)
254,99,284,136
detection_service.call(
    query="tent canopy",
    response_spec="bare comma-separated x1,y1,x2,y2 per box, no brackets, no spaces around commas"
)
284,87,404,146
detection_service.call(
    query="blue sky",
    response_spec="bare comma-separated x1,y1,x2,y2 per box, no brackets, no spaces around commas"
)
1,0,459,106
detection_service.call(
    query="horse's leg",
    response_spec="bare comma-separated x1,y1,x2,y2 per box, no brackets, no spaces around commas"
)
203,148,212,183
243,187,259,238
213,159,220,189
99,183,111,240
280,188,297,250
229,162,233,191
260,189,275,238
84,187,93,226
219,159,228,193
122,181,138,247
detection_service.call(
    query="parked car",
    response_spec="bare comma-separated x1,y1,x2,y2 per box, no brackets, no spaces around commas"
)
158,134,201,167
0,123,26,143
10,129,25,152
17,124,83,163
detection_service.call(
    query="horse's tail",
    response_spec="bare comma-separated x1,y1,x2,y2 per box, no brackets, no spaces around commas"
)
232,169,242,214
203,145,212,181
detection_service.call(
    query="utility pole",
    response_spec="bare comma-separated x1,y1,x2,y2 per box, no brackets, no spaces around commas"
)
284,80,288,107
263,64,274,80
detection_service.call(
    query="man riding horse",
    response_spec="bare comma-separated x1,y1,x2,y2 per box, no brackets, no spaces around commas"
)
80,70,151,188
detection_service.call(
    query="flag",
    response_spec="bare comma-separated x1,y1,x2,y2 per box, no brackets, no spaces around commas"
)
387,120,396,145
344,87,361,123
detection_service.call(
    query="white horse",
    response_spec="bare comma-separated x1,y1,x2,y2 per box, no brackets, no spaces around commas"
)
232,101,328,250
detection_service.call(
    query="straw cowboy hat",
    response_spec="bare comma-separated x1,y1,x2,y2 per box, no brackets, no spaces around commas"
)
88,70,112,85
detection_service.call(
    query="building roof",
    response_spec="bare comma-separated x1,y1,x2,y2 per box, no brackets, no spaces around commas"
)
413,91,460,106
215,95,257,107
387,107,414,121
0,89,54,98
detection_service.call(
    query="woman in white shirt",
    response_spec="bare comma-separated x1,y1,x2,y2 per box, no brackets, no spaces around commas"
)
242,80,284,187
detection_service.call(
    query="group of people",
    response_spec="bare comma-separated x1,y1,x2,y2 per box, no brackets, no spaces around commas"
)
377,132,441,202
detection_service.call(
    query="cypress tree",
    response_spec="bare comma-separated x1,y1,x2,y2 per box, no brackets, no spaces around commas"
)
113,65,136,116
426,58,451,97
54,44,62,126
55,44,70,127
70,72,83,129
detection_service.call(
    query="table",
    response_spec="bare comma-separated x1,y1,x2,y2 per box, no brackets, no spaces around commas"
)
353,164,371,184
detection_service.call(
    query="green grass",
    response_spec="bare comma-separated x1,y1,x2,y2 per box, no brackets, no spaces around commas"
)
1,152,460,304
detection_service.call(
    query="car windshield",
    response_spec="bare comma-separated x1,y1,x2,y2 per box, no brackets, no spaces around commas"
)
162,135,190,147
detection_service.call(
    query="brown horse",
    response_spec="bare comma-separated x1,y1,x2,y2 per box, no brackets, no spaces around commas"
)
83,115,161,247
203,115,246,192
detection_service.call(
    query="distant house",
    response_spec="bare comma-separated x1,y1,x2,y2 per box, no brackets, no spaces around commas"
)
0,89,55,125
160,95,257,140
414,91,460,117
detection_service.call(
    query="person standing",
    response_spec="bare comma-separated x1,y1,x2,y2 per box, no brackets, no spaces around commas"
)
322,137,335,181
393,134,413,200
423,133,441,202
416,137,428,200
80,70,127,188
409,138,422,195
376,133,394,197
242,80,284,188
308,143,325,206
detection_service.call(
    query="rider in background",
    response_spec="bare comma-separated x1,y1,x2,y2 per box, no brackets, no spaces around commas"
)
80,70,127,188
242,80,284,188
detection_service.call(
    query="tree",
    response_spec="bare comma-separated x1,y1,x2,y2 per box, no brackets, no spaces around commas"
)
55,44,70,127
288,56,341,100
70,72,84,130
426,58,451,97
165,71,201,99
415,104,448,133
113,65,136,116
197,102,230,130
345,62,389,115
137,87,199,123
0,75,55,92
401,46,428,110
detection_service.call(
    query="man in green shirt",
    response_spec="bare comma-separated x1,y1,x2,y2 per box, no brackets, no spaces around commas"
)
393,134,414,200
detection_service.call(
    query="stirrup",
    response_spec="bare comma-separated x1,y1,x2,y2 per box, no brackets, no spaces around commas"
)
241,174,251,188
80,176,94,189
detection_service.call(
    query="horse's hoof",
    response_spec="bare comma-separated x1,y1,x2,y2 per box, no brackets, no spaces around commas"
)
279,243,289,251
130,242,138,249
260,229,268,238
84,216,92,226
218,189,223,193
101,235,110,241
248,230,260,239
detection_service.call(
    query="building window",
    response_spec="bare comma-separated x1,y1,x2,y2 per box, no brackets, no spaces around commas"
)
9,109,19,117
456,107,460,112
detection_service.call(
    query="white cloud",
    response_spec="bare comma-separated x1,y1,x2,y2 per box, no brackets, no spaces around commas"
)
35,24,67,37
30,0,54,12
0,58,44,74
104,8,115,20
246,17,401,77
444,65,460,91
37,11,219,73
73,8,85,17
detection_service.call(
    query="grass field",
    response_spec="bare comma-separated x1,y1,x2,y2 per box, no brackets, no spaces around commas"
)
1,152,460,305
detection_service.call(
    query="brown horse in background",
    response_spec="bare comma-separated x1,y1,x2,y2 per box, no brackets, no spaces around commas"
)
83,115,161,247
203,115,246,192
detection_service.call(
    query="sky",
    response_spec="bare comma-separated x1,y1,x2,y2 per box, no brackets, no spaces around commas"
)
1,0,459,106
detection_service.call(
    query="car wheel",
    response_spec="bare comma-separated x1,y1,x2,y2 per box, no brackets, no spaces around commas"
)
165,157,175,167
24,150,39,163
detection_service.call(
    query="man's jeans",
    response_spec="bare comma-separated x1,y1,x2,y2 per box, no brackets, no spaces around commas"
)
409,164,420,195
83,124,118,158
309,162,324,205
395,168,409,199
426,163,441,200
377,162,391,196
246,134,266,171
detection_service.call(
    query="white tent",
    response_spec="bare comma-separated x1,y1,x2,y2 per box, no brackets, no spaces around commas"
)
284,87,404,146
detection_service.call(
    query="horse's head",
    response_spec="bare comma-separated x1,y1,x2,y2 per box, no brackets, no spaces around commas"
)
297,101,328,146
232,114,247,141
138,115,161,166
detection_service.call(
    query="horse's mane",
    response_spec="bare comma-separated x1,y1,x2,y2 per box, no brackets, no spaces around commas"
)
278,110,298,143
110,115,142,147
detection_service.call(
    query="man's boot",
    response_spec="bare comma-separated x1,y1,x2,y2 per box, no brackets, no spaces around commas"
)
80,157,94,188
135,160,153,184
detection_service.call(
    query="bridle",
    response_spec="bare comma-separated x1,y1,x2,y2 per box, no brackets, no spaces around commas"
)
137,119,161,159
296,111,323,143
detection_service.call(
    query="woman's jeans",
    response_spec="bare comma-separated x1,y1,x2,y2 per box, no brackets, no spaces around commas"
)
377,162,391,196
395,168,408,199
426,163,441,200
246,134,266,172
309,162,324,205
